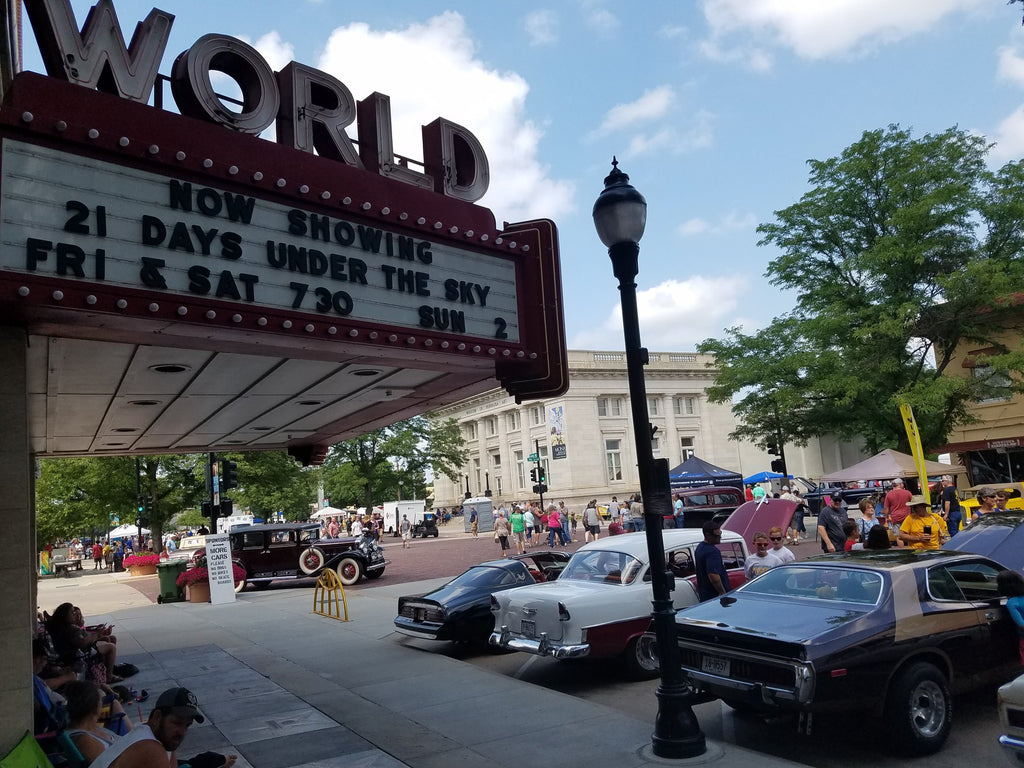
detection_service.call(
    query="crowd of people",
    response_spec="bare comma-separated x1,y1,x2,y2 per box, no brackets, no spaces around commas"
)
32,601,235,767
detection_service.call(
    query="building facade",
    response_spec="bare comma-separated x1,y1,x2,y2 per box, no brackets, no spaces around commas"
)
937,327,1024,485
430,349,864,509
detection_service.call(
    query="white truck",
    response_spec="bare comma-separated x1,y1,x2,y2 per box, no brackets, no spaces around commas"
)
378,500,427,536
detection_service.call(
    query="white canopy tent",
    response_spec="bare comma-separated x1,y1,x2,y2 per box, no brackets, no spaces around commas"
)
820,448,966,483
108,523,148,538
309,505,350,520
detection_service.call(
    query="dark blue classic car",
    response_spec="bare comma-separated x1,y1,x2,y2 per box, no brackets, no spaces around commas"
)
673,550,1022,756
394,551,570,644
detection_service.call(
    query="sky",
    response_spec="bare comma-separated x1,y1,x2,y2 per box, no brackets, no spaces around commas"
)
16,0,1024,353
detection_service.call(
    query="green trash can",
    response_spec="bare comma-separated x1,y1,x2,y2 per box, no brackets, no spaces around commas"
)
157,560,187,604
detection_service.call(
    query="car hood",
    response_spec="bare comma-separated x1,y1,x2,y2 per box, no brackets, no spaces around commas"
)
942,510,1024,571
676,594,876,646
722,499,799,542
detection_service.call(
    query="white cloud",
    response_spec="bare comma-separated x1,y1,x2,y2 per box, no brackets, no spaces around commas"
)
312,12,573,224
251,31,295,72
700,0,986,64
622,109,714,159
577,0,619,34
998,45,1024,88
570,275,748,351
524,10,558,46
592,86,676,137
990,104,1024,162
678,211,756,237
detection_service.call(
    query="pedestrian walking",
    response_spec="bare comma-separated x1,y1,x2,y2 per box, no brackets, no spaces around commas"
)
399,514,412,549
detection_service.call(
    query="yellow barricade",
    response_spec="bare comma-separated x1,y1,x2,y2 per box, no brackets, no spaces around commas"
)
313,568,349,622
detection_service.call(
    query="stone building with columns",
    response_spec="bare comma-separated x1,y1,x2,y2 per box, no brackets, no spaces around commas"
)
430,349,866,509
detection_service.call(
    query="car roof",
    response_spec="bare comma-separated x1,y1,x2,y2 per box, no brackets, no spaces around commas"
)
577,528,742,557
941,510,1024,572
801,548,997,571
230,522,320,533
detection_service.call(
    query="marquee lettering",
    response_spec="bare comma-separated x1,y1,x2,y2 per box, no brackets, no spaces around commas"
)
23,0,490,202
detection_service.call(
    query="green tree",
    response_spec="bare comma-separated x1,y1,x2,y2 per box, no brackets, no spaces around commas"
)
222,451,316,522
36,456,136,544
322,416,466,510
700,125,1024,454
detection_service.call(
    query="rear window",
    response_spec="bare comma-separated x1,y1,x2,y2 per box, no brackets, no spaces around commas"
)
739,565,882,605
562,550,644,585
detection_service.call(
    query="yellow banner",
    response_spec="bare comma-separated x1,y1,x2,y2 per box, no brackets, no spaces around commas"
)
899,403,930,504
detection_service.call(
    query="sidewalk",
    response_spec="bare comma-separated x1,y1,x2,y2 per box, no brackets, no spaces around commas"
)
38,570,809,768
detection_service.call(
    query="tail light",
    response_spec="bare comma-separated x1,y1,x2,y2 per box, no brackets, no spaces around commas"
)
558,602,571,622
490,595,500,613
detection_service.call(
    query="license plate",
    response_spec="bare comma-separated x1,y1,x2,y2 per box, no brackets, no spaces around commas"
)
701,654,730,677
520,619,536,638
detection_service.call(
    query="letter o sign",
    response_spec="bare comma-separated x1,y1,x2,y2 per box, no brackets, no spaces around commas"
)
171,33,280,135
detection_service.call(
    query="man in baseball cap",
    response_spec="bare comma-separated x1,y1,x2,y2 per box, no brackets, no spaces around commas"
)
91,687,236,768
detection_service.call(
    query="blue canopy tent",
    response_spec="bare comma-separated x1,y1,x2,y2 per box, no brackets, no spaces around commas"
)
743,471,794,485
668,455,743,490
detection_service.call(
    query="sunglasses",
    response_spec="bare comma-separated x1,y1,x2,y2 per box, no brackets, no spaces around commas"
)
769,536,783,541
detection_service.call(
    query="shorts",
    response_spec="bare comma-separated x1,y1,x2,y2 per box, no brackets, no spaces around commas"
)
587,525,600,535
471,521,478,534
401,531,410,541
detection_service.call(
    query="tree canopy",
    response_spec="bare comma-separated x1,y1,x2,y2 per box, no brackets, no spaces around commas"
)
699,125,1024,454
322,416,466,509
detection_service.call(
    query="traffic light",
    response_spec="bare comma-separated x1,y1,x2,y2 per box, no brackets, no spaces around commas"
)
767,443,779,455
537,466,547,483
201,501,212,518
221,460,238,490
771,459,785,473
136,498,145,514
220,498,233,517
530,468,538,482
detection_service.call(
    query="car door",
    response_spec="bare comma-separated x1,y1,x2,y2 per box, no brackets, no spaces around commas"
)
264,529,300,575
940,559,1020,680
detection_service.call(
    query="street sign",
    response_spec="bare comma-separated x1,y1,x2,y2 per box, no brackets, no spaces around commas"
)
528,453,539,462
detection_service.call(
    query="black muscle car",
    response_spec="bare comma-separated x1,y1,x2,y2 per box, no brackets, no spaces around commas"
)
672,550,1022,756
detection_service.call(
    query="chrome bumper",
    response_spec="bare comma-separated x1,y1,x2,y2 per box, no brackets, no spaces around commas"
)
999,734,1024,766
488,625,590,659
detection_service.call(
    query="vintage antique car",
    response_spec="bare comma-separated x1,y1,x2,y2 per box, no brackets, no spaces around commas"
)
663,486,745,529
488,528,751,679
999,673,1024,767
394,551,571,644
194,522,386,589
672,550,1022,755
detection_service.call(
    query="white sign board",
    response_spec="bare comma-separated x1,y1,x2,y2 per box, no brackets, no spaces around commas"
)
203,533,237,605
0,140,520,342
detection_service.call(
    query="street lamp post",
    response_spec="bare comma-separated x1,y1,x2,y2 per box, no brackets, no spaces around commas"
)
593,158,707,759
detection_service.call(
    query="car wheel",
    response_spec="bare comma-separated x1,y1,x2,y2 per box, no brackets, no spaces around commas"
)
432,531,439,537
234,565,247,593
364,568,384,580
252,580,272,590
299,547,326,575
623,634,660,681
335,557,362,586
884,662,951,755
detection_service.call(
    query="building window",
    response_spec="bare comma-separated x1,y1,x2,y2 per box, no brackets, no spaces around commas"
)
973,365,1013,403
464,422,476,440
680,436,695,461
651,436,661,456
496,477,503,496
598,397,623,417
506,411,520,431
485,416,497,436
530,405,544,425
673,396,696,415
474,457,481,492
514,449,525,489
605,439,623,482
491,453,501,469
647,397,660,416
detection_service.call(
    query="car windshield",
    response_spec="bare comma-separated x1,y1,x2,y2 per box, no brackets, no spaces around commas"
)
561,549,644,585
739,565,883,605
450,565,529,588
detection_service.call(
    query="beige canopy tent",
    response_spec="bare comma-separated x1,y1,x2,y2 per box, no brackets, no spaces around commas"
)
819,448,966,483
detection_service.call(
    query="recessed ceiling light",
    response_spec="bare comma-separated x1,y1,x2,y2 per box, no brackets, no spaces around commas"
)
112,428,138,433
128,400,161,406
252,426,273,431
225,439,245,444
298,400,323,406
352,369,380,377
149,363,192,374
106,442,126,447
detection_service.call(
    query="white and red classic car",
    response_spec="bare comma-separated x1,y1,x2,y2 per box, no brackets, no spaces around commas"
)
487,499,797,679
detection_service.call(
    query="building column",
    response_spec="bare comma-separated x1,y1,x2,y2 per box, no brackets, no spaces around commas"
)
0,327,34,755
